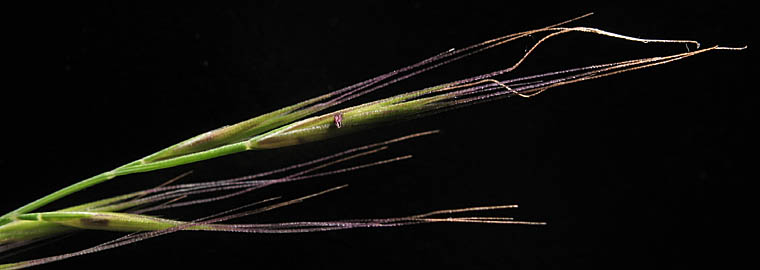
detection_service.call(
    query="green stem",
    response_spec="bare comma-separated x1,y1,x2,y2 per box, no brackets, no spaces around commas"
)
0,173,111,226
0,141,253,226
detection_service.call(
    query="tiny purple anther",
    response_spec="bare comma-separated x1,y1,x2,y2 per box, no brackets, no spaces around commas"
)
334,113,344,128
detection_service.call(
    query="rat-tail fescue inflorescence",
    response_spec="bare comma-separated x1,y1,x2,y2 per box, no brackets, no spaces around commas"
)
0,13,745,269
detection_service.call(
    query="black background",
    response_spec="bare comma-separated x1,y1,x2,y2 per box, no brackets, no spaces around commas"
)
3,2,751,269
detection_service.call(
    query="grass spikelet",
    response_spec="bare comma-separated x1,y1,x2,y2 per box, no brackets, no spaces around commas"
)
1,10,746,269
2,13,742,225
